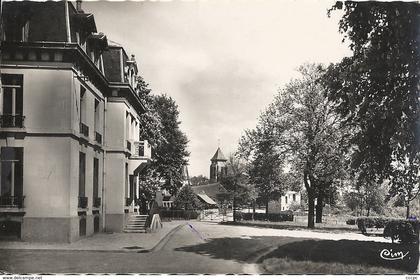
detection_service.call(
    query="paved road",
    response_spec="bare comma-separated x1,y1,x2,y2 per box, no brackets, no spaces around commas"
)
0,221,388,274
0,222,271,273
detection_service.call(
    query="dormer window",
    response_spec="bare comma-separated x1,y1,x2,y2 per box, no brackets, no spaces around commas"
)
5,20,29,42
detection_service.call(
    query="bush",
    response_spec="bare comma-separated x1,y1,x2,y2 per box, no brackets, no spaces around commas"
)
346,218,356,225
356,217,391,233
383,219,419,244
234,211,294,222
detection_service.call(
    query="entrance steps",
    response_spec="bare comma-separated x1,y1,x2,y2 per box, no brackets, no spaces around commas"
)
123,214,148,233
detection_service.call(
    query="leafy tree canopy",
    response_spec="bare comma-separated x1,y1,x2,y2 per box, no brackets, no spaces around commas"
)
190,175,210,186
174,185,202,210
325,2,420,214
136,79,190,197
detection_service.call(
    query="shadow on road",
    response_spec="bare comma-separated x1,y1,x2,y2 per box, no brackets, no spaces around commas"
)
175,236,418,273
261,239,419,273
175,236,305,263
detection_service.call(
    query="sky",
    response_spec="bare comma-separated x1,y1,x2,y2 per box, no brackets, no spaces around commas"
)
84,0,352,177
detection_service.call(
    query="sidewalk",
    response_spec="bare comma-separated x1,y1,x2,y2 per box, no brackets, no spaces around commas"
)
0,221,187,252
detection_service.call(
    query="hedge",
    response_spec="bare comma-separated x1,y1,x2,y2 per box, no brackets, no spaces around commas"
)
356,217,391,232
234,211,294,222
346,218,356,225
384,220,419,244
356,216,419,244
160,209,200,220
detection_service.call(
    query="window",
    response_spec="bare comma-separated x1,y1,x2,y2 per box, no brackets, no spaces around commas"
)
94,99,99,132
129,175,134,200
5,20,29,42
79,152,86,197
0,147,23,200
126,113,130,140
79,216,86,236
285,196,288,204
93,216,100,233
79,86,88,137
125,163,128,199
93,158,99,199
1,74,24,128
293,194,296,202
80,86,86,124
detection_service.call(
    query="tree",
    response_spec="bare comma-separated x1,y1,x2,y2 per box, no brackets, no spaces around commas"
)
174,185,202,210
135,77,166,208
190,175,210,186
343,191,361,213
136,79,190,201
237,108,285,217
325,2,420,217
265,64,347,228
220,154,257,222
137,76,164,148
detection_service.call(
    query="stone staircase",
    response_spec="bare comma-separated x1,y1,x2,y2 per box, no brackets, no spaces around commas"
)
123,214,148,233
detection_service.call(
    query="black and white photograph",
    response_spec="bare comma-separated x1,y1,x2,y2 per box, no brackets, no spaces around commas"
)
0,0,419,277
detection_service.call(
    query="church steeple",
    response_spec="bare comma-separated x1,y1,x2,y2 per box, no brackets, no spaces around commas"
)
209,147,227,183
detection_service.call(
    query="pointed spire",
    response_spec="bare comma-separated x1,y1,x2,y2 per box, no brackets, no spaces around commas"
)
211,147,227,161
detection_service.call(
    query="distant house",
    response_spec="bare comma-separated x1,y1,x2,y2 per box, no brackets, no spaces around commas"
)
191,182,228,207
268,190,301,213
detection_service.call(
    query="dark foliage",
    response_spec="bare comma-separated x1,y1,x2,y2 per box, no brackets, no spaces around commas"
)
159,209,200,220
234,211,294,222
384,220,419,244
325,2,420,216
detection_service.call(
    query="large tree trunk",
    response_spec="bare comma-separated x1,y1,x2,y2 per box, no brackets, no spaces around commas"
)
265,199,269,219
233,197,236,222
315,195,323,223
304,171,315,229
308,192,315,228
406,200,410,219
367,207,370,217
252,201,256,221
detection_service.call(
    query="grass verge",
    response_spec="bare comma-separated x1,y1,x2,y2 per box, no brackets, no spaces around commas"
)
261,257,405,274
258,239,418,273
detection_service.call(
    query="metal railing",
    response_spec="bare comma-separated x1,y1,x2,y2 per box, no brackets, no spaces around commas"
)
93,197,101,208
79,122,89,137
95,132,102,144
0,196,25,208
0,115,25,128
125,197,133,206
78,196,88,208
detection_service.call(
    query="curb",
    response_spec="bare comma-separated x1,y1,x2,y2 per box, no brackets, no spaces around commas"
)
149,223,187,252
242,246,279,274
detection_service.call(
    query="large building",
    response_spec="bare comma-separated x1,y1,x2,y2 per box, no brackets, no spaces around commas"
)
102,41,151,232
0,1,151,242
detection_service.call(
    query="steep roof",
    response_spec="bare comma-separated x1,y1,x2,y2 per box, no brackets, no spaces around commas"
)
191,183,227,200
211,147,227,162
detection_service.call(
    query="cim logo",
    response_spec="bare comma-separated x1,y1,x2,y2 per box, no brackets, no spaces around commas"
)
380,249,409,261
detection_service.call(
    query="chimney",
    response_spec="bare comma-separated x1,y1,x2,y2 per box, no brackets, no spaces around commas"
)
76,0,83,13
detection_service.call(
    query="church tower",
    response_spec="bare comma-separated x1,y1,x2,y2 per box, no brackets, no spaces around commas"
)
209,147,227,183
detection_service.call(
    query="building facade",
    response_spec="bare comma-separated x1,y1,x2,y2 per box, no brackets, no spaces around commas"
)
102,42,151,232
0,1,150,242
